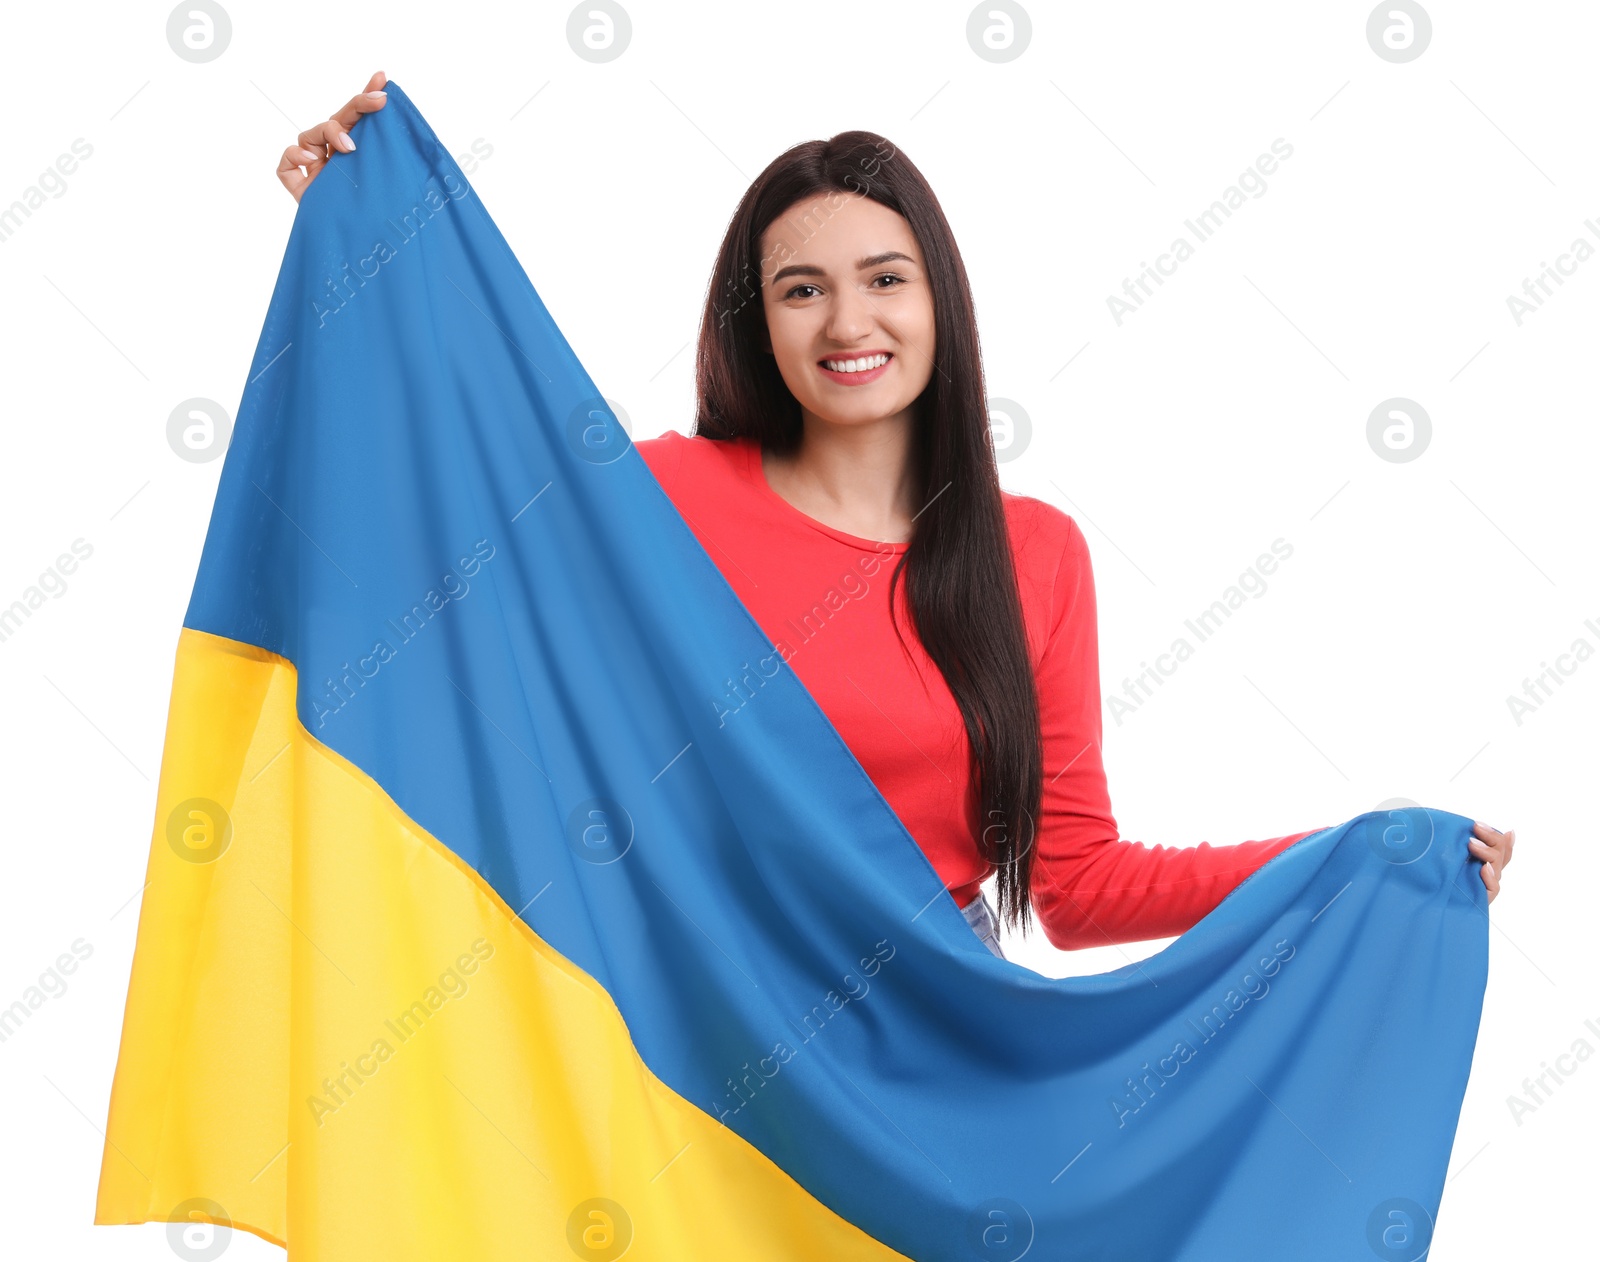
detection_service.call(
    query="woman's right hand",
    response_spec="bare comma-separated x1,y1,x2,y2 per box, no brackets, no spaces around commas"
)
276,70,389,203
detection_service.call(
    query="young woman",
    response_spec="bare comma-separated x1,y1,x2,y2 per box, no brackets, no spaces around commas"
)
279,72,1516,959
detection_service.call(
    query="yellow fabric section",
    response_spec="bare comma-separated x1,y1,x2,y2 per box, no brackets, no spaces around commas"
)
96,626,910,1261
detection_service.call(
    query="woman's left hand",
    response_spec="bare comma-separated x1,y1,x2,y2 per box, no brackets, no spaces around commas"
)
1469,820,1515,903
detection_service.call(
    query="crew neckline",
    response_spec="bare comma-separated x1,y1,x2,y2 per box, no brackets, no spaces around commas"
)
735,437,911,555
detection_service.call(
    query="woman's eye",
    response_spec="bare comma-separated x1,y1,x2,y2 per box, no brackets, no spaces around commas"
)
784,275,904,300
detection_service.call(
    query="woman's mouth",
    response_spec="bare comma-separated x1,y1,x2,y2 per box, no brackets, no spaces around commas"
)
817,351,893,385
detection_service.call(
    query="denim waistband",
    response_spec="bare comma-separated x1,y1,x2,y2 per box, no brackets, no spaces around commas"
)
960,891,1005,960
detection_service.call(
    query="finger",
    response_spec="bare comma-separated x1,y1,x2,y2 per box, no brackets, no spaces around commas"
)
1480,860,1500,901
294,103,378,165
304,120,355,155
326,77,385,133
1473,823,1516,867
295,123,338,160
276,145,320,200
296,76,387,158
291,95,384,168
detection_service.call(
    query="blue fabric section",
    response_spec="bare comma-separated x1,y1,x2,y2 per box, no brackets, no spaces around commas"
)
184,80,1488,1260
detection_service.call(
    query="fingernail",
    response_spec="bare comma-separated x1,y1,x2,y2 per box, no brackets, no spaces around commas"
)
366,90,387,99
338,134,355,151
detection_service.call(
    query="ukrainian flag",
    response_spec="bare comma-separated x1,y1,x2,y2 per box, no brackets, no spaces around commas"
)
95,82,1488,1260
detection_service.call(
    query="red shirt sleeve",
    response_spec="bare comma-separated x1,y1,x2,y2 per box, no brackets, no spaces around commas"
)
1030,514,1325,950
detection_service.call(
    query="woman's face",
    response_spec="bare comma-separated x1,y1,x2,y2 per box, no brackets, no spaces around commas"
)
757,192,937,432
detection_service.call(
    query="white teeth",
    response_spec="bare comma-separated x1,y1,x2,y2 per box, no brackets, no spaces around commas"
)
822,353,889,373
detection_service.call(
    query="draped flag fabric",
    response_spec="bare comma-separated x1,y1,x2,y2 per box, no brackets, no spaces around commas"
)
95,81,1489,1261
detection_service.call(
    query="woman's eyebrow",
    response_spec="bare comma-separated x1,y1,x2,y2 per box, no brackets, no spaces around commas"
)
769,250,916,284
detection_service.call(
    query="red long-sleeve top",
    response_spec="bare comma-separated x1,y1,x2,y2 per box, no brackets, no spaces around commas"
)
636,430,1322,950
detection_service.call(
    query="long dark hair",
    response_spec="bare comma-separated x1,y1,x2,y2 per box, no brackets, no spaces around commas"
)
691,130,1044,937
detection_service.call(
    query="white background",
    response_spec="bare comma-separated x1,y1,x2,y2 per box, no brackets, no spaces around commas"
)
0,1,1592,1258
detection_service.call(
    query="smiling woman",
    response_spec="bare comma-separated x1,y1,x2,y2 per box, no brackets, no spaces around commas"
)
679,132,1071,940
